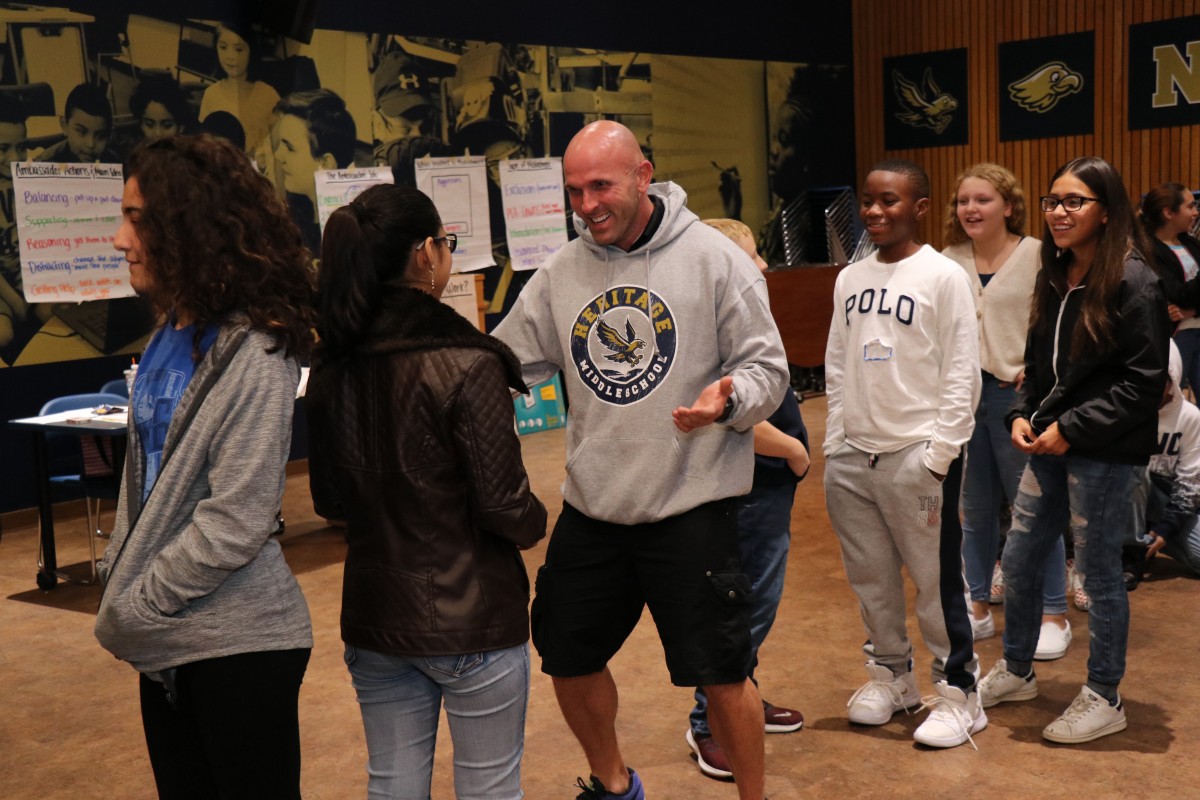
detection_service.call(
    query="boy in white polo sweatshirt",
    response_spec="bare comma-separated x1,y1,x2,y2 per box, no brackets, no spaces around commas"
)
823,159,983,749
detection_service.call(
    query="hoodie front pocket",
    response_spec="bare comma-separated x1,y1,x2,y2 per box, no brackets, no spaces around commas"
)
128,583,188,627
565,435,697,493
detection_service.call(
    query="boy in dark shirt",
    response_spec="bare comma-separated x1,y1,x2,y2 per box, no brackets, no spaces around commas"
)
685,218,810,780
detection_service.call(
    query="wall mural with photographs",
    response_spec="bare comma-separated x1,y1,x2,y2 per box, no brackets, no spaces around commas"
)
0,8,854,372
0,3,852,512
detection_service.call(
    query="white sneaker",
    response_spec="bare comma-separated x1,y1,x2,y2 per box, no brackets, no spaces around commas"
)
978,659,1038,708
989,563,1005,604
913,681,987,749
970,610,995,640
1033,619,1072,661
1042,686,1127,744
847,661,921,725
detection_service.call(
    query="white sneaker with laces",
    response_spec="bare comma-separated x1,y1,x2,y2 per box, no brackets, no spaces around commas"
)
913,681,987,749
847,661,920,725
1042,686,1127,744
1033,619,1072,660
989,563,1005,604
970,610,995,640
978,658,1038,708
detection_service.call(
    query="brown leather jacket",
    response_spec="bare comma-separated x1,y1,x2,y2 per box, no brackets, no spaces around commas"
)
307,287,547,656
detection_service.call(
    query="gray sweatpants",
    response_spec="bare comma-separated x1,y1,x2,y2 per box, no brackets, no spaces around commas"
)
824,440,978,689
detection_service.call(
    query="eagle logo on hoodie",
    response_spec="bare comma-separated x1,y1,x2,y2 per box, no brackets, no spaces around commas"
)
596,318,647,367
571,285,677,406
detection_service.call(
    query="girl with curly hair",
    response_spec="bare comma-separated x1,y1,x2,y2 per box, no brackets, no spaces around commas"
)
94,133,316,798
941,163,1073,655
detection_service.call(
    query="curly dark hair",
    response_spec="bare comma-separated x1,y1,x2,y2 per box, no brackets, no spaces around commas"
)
130,77,193,132
124,134,315,358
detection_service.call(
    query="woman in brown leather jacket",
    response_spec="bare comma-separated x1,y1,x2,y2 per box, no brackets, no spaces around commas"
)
307,183,547,799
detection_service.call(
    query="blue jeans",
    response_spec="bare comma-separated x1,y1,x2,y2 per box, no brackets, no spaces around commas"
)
961,375,1067,613
1133,473,1200,573
1001,455,1142,689
1175,328,1200,393
690,482,794,736
345,643,530,800
1162,516,1200,573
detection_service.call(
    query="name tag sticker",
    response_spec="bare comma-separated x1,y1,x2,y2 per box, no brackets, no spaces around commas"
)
864,339,894,361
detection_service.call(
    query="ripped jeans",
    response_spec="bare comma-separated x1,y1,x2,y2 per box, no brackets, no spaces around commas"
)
1000,454,1143,690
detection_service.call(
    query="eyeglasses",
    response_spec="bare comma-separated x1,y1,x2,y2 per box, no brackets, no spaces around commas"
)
1040,195,1101,213
422,231,458,253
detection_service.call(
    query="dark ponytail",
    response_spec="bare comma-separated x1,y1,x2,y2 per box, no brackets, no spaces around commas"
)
1138,182,1187,239
316,206,377,355
316,183,443,357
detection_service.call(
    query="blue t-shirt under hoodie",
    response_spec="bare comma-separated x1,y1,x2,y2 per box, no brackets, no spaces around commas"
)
132,318,218,501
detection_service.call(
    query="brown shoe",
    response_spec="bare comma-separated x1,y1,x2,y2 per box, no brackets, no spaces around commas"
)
764,701,804,733
685,729,733,779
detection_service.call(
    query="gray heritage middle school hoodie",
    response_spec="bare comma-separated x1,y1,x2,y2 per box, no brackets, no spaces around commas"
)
494,181,789,525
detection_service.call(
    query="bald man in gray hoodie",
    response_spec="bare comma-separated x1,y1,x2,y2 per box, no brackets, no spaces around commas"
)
495,121,788,800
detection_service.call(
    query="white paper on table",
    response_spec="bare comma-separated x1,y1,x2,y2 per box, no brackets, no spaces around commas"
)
13,407,126,426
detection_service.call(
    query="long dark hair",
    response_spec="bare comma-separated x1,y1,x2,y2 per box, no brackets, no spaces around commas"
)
317,184,442,357
1031,156,1143,357
124,134,314,358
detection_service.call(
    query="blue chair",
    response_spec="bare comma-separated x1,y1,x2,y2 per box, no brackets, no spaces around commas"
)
99,378,129,399
38,392,126,583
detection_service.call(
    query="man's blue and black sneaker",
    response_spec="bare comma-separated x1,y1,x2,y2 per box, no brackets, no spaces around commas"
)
574,767,645,799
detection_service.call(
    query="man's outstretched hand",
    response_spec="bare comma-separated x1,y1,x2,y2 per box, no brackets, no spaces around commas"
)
672,376,734,433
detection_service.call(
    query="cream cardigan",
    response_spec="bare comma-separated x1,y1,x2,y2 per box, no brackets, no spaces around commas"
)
942,236,1041,382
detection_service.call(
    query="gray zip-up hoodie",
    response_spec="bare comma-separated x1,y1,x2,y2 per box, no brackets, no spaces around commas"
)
494,181,788,524
94,323,313,674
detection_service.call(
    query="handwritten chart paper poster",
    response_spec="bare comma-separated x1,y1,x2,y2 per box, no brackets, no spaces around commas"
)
314,166,394,231
414,156,494,273
441,273,483,331
12,162,130,303
499,158,568,272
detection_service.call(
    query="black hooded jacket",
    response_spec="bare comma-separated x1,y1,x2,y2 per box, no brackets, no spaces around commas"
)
1007,253,1171,464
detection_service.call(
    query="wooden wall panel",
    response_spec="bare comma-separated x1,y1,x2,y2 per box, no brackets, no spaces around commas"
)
853,0,1200,249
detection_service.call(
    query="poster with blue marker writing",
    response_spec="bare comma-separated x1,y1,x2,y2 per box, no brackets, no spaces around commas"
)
499,158,568,272
12,162,130,303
